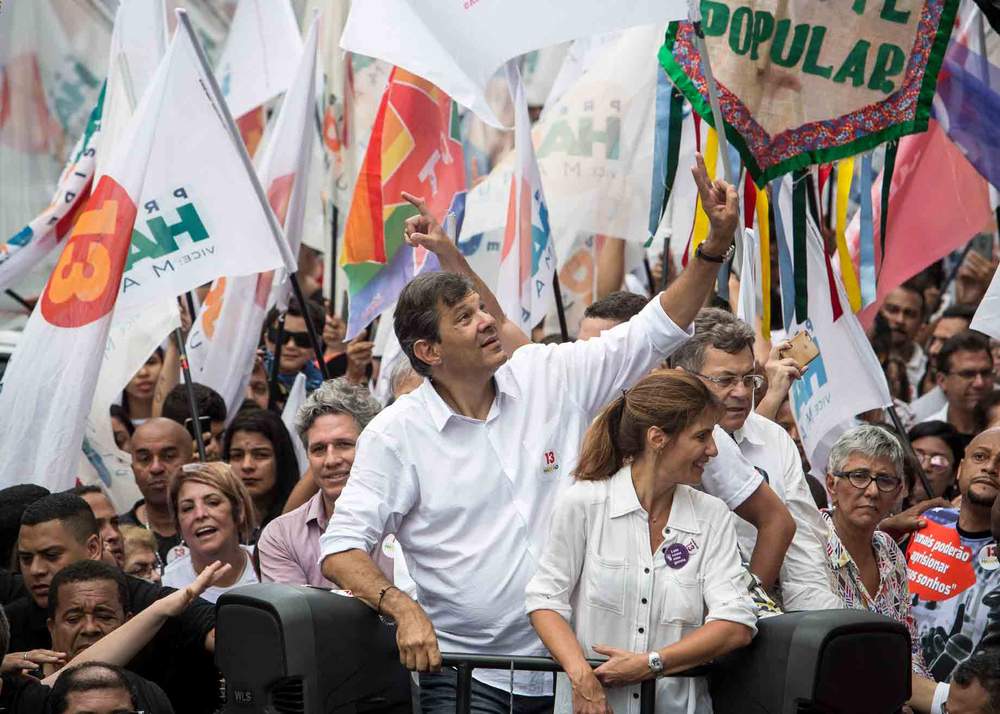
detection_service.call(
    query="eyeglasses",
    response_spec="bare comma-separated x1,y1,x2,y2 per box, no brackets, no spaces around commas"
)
267,326,312,349
833,469,902,493
914,451,951,471
691,371,765,390
947,368,993,381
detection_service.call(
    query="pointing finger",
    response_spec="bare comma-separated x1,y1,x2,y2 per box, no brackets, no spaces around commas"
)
401,191,431,217
691,153,712,200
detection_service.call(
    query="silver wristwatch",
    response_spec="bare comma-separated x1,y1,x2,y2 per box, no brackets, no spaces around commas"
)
647,651,664,675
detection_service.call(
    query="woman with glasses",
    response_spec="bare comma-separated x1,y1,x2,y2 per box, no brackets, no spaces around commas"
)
526,370,756,714
821,425,938,710
223,408,301,536
906,421,964,505
121,525,162,583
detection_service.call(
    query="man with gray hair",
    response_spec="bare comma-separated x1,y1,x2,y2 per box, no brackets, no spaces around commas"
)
672,307,843,610
256,378,403,587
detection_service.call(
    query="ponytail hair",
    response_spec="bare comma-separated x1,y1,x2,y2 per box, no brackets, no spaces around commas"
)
574,369,720,481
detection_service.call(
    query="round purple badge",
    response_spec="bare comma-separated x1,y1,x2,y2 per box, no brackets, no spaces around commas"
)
663,543,689,569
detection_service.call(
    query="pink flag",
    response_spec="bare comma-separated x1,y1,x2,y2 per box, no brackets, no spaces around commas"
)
851,120,992,327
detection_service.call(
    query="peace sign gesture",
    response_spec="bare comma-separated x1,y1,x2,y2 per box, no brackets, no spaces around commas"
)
691,153,739,255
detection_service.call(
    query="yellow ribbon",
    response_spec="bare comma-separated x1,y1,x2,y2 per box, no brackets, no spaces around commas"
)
756,185,771,341
835,157,862,312
690,127,719,259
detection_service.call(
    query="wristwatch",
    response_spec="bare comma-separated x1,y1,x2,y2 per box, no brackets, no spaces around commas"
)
695,242,735,263
647,651,664,676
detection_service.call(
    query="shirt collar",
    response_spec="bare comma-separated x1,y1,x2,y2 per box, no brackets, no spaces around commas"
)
306,490,329,530
822,509,893,578
420,367,519,432
732,412,765,447
607,466,701,535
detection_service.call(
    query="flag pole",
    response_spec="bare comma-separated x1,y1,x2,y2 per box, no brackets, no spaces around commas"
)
886,404,935,499
267,314,286,412
289,272,331,380
551,272,569,342
173,328,208,461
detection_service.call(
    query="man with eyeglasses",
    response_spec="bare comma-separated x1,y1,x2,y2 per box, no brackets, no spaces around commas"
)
922,331,995,444
671,308,842,610
907,426,1000,684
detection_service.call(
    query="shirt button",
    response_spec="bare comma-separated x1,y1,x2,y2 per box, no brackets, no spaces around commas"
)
633,693,640,700
644,567,650,574
638,627,644,633
641,598,648,604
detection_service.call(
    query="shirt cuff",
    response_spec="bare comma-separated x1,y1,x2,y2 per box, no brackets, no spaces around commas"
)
931,682,949,714
317,529,373,567
524,593,573,619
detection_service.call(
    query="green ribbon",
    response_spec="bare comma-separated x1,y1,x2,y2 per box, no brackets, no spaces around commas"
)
793,170,809,323
878,139,898,275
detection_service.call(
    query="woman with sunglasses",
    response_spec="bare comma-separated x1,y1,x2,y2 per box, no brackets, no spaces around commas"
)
223,408,300,536
527,370,756,714
263,298,326,410
821,425,938,711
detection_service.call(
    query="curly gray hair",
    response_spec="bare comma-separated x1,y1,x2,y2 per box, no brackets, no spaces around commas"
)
828,425,904,476
670,308,755,372
294,378,382,447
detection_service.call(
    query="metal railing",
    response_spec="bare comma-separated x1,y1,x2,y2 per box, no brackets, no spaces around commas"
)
439,654,710,714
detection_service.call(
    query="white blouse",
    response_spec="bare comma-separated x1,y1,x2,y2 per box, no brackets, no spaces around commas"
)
526,466,757,714
162,545,258,603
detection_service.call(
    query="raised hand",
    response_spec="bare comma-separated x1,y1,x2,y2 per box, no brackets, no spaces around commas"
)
690,153,739,254
401,191,457,259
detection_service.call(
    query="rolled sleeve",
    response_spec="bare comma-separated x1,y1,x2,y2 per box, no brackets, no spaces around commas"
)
257,520,308,585
525,490,589,619
701,509,758,634
701,428,764,510
319,429,416,565
543,298,693,416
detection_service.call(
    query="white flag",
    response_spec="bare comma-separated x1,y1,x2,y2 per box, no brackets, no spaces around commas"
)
281,372,309,477
187,16,320,420
971,267,1000,340
339,0,685,126
0,12,290,491
215,0,302,120
777,176,892,473
494,62,556,332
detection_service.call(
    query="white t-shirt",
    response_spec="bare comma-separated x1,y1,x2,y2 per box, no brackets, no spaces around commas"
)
162,545,258,603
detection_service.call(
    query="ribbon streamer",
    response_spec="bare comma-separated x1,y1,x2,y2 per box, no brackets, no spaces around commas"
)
834,158,862,312
792,171,809,323
771,178,796,330
756,186,771,340
859,152,877,307
690,126,719,260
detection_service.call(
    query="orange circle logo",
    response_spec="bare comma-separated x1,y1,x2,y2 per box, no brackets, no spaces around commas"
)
41,176,137,328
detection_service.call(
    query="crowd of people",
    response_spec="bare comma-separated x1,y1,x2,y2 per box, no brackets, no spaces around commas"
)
1,159,999,714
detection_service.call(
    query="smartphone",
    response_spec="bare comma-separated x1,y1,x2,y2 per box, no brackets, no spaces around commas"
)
184,414,212,440
782,331,820,370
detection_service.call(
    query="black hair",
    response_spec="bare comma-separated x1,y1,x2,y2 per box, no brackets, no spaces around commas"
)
907,420,964,466
951,651,1000,712
48,560,130,620
394,272,476,378
265,295,325,343
895,278,926,315
940,303,978,322
20,494,98,545
936,330,992,375
49,662,138,714
120,347,164,419
0,484,49,569
162,382,227,425
68,484,104,498
583,291,648,325
109,404,135,436
222,408,300,529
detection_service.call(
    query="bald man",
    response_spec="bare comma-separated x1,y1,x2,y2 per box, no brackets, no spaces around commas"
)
118,418,194,566
907,427,1000,681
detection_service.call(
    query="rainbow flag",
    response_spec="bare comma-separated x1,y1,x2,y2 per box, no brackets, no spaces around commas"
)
341,67,466,339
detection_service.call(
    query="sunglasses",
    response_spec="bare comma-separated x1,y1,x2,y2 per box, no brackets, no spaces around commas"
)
267,326,312,349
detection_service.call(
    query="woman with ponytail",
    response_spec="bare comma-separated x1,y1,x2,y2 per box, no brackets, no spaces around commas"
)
526,370,757,714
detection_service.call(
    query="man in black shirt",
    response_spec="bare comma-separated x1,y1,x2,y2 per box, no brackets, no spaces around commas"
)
3,494,218,713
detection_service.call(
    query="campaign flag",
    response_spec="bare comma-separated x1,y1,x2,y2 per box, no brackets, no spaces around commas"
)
341,68,467,340
0,13,291,491
0,90,101,293
850,120,992,326
340,0,686,126
973,0,1000,32
932,7,1000,190
660,0,960,184
214,0,302,121
970,267,1000,340
495,62,556,332
188,17,320,420
281,373,309,477
777,175,892,473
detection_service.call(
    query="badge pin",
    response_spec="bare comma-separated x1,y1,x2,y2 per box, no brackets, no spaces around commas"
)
664,543,690,569
978,543,999,572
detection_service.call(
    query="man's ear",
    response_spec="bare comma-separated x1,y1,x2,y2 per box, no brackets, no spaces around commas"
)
936,370,947,388
412,339,441,372
86,533,102,561
825,473,837,506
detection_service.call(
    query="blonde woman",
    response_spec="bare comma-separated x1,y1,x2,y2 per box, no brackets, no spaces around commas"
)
120,525,161,584
526,370,756,714
163,462,259,602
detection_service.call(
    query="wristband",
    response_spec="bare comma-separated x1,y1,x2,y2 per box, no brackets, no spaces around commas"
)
377,585,399,619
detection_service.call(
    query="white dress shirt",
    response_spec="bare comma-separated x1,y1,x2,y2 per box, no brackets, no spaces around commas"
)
320,298,699,695
525,467,757,714
910,385,947,422
732,412,843,611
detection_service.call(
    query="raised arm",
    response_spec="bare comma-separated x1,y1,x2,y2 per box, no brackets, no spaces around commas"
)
659,154,739,331
401,191,530,353
595,237,627,301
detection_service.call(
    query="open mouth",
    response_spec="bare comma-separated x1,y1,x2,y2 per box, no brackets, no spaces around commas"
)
481,334,499,349
194,525,219,540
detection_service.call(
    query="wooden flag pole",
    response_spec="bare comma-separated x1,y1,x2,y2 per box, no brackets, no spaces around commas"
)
552,272,569,343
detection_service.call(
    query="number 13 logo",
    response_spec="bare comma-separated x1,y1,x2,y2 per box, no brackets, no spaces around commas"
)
542,450,559,473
